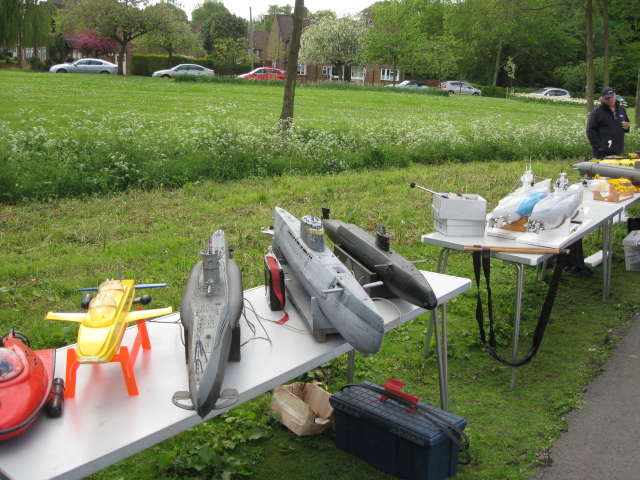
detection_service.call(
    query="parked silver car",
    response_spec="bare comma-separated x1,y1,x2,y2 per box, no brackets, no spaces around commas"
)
152,64,215,78
385,80,430,89
531,87,571,98
49,58,118,74
440,80,482,96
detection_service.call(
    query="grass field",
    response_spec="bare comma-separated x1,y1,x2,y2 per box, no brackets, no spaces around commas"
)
4,69,638,204
1,70,640,480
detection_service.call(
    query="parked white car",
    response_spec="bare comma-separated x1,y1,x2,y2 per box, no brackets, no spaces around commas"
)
49,58,118,74
152,64,214,78
531,87,571,98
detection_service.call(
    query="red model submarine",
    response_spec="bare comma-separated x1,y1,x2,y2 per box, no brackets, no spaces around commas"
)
321,209,438,311
0,330,64,441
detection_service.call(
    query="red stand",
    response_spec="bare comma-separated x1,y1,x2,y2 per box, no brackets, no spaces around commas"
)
64,320,151,399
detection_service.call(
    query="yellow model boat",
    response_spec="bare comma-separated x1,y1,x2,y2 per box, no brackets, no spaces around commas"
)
46,279,172,363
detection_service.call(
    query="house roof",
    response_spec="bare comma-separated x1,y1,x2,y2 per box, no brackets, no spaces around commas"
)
273,12,311,41
252,31,269,51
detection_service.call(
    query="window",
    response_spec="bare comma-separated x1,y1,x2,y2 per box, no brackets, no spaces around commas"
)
380,68,399,82
38,47,46,62
350,66,365,84
297,64,307,75
26,47,34,59
322,65,332,77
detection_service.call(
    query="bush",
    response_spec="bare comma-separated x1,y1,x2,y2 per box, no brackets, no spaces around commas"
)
132,54,250,77
27,56,48,72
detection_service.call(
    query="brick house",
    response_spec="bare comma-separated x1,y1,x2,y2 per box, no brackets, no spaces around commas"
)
256,9,404,86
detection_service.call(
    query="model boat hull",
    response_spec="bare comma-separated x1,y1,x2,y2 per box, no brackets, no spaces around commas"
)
180,230,243,418
322,219,438,310
528,183,583,232
0,332,63,441
273,207,384,355
490,179,551,228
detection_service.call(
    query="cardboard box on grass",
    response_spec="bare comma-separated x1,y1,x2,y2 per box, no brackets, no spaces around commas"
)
271,382,333,436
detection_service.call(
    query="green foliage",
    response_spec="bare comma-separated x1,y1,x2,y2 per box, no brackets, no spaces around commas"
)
152,404,273,479
26,56,47,72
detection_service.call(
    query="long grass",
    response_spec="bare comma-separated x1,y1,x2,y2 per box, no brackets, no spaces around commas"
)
2,70,637,204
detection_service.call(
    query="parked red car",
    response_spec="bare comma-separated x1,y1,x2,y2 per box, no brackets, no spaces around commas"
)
238,68,286,80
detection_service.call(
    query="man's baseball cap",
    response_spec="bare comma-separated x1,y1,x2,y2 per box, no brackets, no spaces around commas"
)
601,87,615,99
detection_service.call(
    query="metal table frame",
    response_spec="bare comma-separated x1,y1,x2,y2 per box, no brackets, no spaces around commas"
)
422,194,628,389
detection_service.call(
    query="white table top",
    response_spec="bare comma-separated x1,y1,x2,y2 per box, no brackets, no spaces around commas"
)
0,272,470,480
422,192,625,266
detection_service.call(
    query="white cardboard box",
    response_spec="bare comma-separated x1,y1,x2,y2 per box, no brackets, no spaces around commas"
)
434,216,486,236
432,194,487,221
622,230,640,272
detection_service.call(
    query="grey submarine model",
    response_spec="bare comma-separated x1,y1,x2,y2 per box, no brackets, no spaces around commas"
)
321,212,438,311
572,159,640,184
173,230,244,418
273,207,384,355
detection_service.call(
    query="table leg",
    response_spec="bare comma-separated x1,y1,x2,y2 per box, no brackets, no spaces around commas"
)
347,350,355,383
510,263,525,389
601,218,614,301
424,248,452,357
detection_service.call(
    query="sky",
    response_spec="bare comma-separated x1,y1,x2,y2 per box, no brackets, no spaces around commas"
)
177,0,373,21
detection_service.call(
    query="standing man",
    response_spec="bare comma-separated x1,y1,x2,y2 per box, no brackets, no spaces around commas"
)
586,87,631,158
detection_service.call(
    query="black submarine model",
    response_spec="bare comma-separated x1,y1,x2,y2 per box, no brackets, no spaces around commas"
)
272,207,384,356
321,210,438,311
173,230,244,418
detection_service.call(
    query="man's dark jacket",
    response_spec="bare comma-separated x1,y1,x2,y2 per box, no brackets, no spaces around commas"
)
586,101,630,158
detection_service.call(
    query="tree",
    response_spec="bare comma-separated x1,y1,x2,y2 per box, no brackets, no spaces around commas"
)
362,0,417,84
59,0,175,75
280,0,304,130
75,32,119,58
0,0,56,67
138,5,200,67
410,35,459,84
299,16,368,81
192,0,247,57
211,37,252,63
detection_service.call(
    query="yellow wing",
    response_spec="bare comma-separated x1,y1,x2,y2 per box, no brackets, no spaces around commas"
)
46,312,86,323
124,306,173,323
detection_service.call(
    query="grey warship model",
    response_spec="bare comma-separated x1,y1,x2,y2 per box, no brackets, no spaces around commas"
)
321,214,438,310
173,230,244,418
273,207,384,356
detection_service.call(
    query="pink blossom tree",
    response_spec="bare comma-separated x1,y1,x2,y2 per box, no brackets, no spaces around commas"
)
75,32,119,58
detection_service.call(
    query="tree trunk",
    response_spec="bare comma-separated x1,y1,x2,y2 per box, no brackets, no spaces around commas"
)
279,0,304,129
586,0,594,113
493,40,503,87
635,68,639,130
602,0,610,88
117,43,127,76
